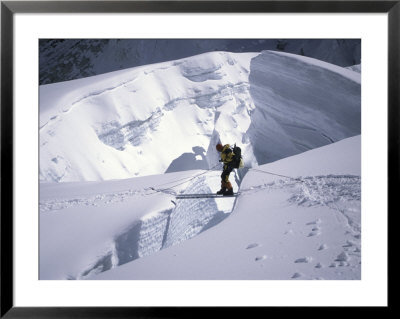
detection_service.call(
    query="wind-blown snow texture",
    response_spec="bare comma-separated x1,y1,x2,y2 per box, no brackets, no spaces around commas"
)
39,48,361,280
40,50,360,183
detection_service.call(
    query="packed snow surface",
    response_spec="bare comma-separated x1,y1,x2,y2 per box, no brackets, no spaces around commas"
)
40,50,360,182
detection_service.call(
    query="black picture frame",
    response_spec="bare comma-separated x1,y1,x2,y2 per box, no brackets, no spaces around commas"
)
1,0,396,317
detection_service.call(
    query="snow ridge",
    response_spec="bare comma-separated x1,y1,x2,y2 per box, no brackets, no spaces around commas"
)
40,50,360,183
40,51,259,182
39,39,361,85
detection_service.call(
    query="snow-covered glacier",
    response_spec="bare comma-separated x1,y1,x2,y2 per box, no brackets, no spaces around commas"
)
39,49,362,281
40,50,360,183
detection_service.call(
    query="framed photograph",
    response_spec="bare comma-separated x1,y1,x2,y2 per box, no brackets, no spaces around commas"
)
1,0,395,317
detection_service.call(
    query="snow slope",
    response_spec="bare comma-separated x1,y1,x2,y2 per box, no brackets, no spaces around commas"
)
40,135,360,280
39,50,360,183
72,135,359,280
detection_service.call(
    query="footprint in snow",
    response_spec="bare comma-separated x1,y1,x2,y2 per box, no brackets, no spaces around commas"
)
294,257,312,263
255,255,267,262
306,219,322,226
342,240,356,248
291,272,302,279
335,251,350,262
246,243,260,250
307,230,321,237
315,262,323,268
318,244,328,251
343,240,361,253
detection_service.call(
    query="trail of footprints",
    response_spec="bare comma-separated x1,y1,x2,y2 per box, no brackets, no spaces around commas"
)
246,218,360,279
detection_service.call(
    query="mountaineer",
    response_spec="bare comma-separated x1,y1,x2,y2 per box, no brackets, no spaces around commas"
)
215,143,243,196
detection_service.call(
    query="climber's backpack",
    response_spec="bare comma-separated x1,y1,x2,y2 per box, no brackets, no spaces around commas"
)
232,144,242,169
